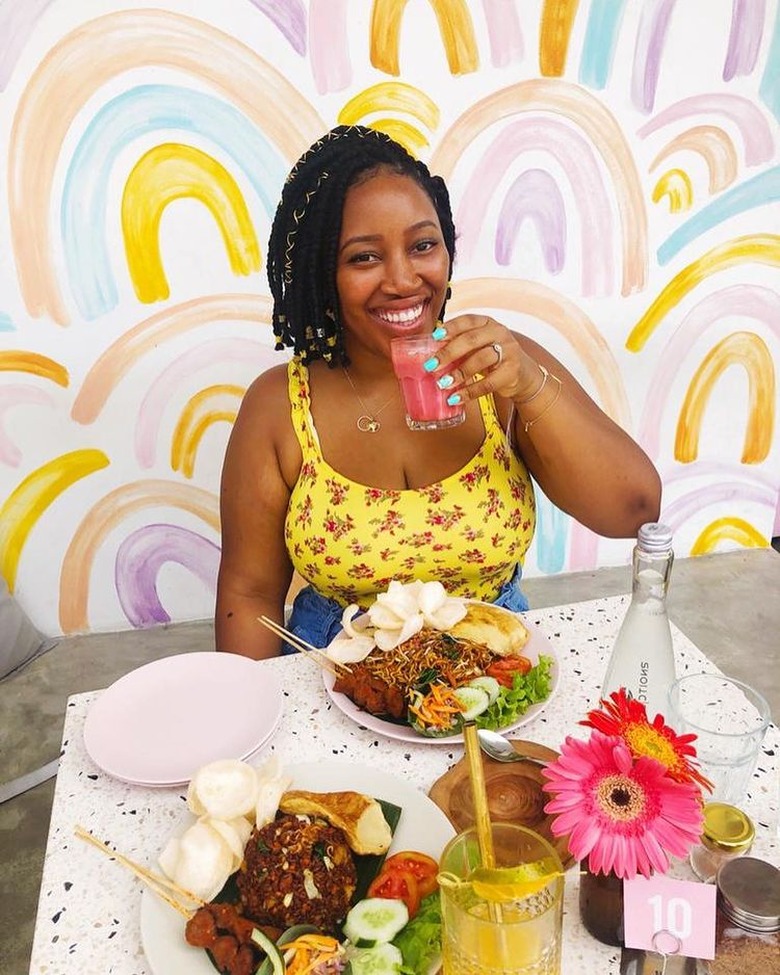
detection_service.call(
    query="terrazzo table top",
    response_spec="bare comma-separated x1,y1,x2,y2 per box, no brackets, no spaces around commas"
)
28,596,779,974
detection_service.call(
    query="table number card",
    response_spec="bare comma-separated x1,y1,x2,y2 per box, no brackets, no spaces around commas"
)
623,874,717,960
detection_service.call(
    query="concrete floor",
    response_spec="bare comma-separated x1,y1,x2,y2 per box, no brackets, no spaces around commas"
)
2,547,779,975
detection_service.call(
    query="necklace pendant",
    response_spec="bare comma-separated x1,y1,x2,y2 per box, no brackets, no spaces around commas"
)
357,414,380,433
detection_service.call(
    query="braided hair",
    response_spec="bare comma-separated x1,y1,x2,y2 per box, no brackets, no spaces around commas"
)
267,125,456,366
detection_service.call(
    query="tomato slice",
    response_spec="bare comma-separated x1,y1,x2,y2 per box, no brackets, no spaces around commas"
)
367,868,421,918
486,656,532,688
382,851,439,898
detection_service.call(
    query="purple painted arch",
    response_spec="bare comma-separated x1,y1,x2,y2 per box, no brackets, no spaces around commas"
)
496,168,566,273
115,523,220,628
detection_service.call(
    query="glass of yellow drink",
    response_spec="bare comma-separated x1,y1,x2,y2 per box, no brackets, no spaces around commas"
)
438,823,564,975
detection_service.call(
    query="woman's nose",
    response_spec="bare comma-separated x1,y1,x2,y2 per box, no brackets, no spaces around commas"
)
382,253,420,293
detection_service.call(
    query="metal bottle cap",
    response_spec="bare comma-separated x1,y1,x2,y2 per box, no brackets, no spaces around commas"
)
716,856,780,932
637,522,674,555
700,802,755,853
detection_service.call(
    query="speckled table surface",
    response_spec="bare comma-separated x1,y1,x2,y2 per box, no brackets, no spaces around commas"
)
28,596,779,975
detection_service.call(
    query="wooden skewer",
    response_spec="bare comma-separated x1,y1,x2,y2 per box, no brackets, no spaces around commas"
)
256,615,352,676
74,825,203,918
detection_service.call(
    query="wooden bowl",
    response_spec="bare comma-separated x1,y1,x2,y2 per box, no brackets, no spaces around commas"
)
428,738,575,870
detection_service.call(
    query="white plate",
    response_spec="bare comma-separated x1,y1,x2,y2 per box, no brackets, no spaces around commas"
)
83,652,283,786
322,611,560,744
140,760,456,975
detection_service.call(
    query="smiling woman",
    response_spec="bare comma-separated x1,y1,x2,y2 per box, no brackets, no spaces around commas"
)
215,124,661,660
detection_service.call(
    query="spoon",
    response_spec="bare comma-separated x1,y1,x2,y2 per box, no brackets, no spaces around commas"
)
477,729,535,764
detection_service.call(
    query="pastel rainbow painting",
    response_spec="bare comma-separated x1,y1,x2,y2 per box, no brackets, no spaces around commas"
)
0,0,777,636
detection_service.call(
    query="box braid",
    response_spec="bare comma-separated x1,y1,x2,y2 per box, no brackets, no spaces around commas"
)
267,125,456,366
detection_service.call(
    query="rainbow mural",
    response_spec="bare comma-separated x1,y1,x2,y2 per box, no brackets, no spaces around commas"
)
0,0,778,636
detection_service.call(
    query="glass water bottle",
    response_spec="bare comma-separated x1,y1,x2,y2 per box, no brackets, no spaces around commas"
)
601,522,676,720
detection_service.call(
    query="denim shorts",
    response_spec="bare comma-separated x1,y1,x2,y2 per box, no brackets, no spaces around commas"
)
282,564,530,655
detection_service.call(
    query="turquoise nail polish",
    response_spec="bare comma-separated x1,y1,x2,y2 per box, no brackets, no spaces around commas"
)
432,326,447,341
437,374,454,389
447,392,461,406
423,357,439,372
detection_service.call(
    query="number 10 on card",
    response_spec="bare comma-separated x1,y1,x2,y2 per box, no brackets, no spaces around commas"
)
623,874,717,960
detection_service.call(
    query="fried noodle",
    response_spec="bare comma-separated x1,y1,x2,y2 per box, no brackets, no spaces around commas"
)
361,628,495,690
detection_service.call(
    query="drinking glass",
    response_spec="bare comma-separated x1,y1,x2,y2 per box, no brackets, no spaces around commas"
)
667,673,770,806
390,334,466,430
438,822,564,975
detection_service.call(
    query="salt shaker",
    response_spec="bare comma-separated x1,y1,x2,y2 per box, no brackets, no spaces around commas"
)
711,856,780,974
689,803,754,883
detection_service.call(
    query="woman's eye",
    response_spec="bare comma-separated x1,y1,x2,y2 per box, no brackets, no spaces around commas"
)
347,252,376,264
414,239,437,253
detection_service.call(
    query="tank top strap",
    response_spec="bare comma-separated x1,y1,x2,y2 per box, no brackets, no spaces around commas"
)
477,392,509,448
287,358,321,460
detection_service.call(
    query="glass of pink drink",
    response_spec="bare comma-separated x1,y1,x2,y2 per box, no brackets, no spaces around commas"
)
390,335,466,430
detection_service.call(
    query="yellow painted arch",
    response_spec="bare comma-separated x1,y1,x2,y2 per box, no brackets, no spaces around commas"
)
122,143,261,304
627,235,780,352
58,480,220,633
338,82,440,132
448,277,631,427
9,8,325,325
690,517,768,555
0,352,69,387
171,384,244,478
359,117,430,156
430,80,647,296
71,294,272,424
539,0,580,77
0,449,109,591
675,331,775,464
652,169,693,213
370,0,478,76
649,125,738,195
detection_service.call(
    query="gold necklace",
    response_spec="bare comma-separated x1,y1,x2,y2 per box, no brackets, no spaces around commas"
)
342,367,396,433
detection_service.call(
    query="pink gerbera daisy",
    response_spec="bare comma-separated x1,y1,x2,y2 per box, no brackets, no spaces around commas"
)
542,729,704,879
582,689,713,792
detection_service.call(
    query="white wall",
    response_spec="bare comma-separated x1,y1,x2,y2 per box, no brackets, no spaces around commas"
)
0,0,778,635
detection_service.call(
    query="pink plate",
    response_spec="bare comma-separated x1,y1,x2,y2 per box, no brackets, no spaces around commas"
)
83,652,283,786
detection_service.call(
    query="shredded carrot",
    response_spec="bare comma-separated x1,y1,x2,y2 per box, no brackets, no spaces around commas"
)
409,683,466,728
284,934,343,975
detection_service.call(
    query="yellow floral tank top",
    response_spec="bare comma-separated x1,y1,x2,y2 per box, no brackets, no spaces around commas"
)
284,359,535,608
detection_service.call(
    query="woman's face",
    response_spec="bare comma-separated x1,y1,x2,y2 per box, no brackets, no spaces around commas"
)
335,169,450,359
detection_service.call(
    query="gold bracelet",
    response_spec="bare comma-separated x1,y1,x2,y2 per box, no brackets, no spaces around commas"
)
523,374,563,433
516,364,549,405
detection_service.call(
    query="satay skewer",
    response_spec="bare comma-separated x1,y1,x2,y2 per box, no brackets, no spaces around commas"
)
256,615,352,676
75,825,203,918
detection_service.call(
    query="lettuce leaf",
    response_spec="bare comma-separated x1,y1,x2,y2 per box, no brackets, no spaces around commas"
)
393,892,442,975
474,654,554,730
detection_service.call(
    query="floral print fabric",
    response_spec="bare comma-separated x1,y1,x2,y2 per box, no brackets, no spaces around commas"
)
284,359,536,608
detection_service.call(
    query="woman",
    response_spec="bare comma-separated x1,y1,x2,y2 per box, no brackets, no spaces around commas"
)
216,125,660,659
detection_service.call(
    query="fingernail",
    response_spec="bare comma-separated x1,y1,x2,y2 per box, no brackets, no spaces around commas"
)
436,374,454,389
423,357,439,372
447,393,462,406
432,326,447,341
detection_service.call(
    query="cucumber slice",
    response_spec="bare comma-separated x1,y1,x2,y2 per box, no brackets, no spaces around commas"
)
344,897,409,946
250,928,285,975
453,685,490,720
349,942,404,975
468,675,501,704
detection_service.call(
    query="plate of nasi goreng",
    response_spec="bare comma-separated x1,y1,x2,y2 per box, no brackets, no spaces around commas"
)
323,581,558,743
140,757,455,975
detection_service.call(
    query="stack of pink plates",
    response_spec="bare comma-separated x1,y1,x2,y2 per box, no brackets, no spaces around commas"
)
83,652,283,787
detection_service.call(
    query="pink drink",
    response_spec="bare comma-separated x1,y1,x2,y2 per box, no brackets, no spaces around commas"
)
390,335,466,431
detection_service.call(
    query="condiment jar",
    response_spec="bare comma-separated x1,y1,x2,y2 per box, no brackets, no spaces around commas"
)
711,856,780,974
689,803,755,883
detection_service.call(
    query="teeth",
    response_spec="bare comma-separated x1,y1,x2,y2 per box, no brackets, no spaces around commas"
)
378,304,424,324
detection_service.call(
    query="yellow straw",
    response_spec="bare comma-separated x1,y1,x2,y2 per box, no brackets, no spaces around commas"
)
462,721,495,869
